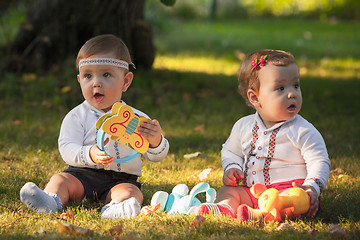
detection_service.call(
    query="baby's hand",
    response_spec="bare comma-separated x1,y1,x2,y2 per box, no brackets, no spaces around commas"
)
90,145,114,165
138,119,162,148
223,168,244,186
292,182,319,217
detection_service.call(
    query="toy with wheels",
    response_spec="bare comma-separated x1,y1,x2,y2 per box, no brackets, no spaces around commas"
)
151,182,216,215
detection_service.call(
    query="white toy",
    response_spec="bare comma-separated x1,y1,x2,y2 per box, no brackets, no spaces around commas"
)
151,182,216,215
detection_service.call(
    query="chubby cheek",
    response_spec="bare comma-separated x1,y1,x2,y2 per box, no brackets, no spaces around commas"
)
80,86,93,100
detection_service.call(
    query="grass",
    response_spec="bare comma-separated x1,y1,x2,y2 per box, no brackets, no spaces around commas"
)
0,18,360,239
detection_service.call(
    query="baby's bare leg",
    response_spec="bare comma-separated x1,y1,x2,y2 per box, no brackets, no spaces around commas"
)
44,172,85,205
216,185,253,212
198,185,253,217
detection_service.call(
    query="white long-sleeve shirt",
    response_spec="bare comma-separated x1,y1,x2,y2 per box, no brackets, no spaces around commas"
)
221,113,330,197
58,100,169,176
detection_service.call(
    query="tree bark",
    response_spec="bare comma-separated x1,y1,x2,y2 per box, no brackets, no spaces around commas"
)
6,0,154,71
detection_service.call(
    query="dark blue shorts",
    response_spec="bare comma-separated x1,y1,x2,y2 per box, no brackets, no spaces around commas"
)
63,166,141,202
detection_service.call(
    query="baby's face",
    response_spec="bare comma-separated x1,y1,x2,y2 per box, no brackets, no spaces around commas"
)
77,55,133,112
254,63,302,128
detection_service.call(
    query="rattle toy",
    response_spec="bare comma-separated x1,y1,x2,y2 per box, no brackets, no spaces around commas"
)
243,183,310,222
96,102,150,163
151,182,216,215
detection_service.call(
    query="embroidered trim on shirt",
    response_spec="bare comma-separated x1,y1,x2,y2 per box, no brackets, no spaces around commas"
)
80,146,87,165
263,127,281,185
224,162,243,172
147,138,168,155
306,177,325,193
243,124,259,185
243,123,281,186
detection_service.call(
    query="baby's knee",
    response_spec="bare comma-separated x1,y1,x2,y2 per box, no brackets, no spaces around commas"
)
48,172,71,184
108,183,143,204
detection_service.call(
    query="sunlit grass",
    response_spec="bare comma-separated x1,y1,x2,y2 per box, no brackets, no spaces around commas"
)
154,54,360,80
1,17,360,239
154,54,239,76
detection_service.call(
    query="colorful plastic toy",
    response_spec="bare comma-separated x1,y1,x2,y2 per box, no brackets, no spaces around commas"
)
250,183,310,222
96,102,150,163
151,182,216,215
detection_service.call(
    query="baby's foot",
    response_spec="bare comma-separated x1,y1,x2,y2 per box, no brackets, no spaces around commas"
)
197,203,234,218
236,204,263,222
20,182,62,214
101,197,141,219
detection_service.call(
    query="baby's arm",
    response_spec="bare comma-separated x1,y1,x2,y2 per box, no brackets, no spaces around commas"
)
297,122,331,216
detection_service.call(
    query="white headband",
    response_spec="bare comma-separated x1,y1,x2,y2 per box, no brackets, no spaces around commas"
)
78,58,132,70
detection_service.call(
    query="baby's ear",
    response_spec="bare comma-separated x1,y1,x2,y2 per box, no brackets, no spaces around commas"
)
122,72,133,92
247,89,259,107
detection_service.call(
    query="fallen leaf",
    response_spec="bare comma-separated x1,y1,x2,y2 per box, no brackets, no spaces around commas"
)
108,225,123,235
194,124,205,133
327,224,349,238
140,203,161,215
60,211,75,220
12,120,22,126
183,93,191,101
60,86,72,94
198,168,212,181
184,152,208,160
308,229,319,235
187,175,198,181
184,152,202,159
58,222,93,236
191,215,206,227
330,167,343,174
22,73,36,82
276,223,289,231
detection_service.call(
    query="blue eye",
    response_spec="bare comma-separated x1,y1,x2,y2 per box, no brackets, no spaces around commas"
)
103,72,110,78
294,83,300,89
277,86,284,91
85,74,92,79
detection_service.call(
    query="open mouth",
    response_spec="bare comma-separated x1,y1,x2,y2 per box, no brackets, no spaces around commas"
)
94,93,104,103
288,104,296,111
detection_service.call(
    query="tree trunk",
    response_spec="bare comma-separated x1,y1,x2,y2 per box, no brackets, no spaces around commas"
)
6,0,155,71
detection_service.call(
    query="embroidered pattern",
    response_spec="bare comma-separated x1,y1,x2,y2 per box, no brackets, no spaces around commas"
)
243,123,281,186
79,58,129,70
147,138,168,155
263,127,281,185
243,124,259,185
306,177,325,193
224,162,243,172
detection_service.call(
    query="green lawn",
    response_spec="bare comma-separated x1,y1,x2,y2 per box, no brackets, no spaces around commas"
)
0,18,359,239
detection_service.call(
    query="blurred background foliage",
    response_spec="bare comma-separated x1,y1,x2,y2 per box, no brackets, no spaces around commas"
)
146,0,360,21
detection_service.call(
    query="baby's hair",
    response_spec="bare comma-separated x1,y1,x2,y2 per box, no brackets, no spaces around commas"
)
238,49,296,106
76,34,132,69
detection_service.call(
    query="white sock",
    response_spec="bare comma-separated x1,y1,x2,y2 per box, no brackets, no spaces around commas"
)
20,182,62,214
101,197,141,219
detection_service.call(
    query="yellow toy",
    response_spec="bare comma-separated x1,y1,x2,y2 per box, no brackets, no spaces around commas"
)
96,102,150,155
248,183,310,222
